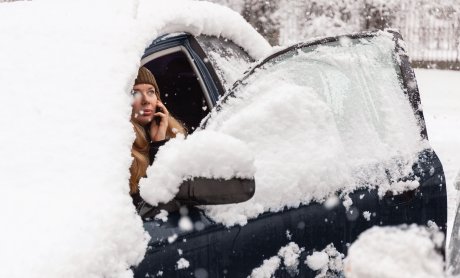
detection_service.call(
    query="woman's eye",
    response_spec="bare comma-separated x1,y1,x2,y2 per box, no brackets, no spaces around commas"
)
131,90,142,99
147,90,156,96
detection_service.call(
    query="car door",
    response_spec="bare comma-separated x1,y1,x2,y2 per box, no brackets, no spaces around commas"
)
134,31,447,278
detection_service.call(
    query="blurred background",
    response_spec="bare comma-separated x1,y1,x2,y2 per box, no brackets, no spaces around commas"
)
2,0,458,69
210,0,460,70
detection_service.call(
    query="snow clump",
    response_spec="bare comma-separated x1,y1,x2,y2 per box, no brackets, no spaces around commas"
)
249,242,303,278
176,258,190,270
154,210,169,222
249,256,281,278
305,244,344,277
344,225,444,278
362,211,371,221
278,242,304,276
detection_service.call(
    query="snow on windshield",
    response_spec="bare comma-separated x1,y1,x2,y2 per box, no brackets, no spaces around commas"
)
0,0,270,277
200,32,427,226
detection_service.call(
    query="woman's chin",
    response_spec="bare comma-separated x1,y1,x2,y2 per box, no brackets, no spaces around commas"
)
135,116,153,126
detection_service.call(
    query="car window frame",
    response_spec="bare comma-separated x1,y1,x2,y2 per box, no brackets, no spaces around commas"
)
143,33,226,105
141,45,214,110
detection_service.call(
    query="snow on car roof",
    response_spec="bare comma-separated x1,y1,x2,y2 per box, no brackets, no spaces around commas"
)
0,0,270,277
137,0,272,60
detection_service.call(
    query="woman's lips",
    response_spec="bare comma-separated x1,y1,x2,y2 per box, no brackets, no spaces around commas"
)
140,109,153,116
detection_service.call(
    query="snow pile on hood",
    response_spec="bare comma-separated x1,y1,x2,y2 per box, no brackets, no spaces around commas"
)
200,33,426,225
344,225,445,278
0,0,268,277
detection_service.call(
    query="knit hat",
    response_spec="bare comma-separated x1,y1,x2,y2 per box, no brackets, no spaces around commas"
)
134,67,160,98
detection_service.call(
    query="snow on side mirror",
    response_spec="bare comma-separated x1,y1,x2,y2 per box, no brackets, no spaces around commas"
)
139,130,256,207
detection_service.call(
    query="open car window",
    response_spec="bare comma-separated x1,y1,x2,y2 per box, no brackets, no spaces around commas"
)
141,46,212,133
196,35,254,91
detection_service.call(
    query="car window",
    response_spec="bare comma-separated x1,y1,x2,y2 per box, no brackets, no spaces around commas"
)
141,46,212,133
196,35,254,91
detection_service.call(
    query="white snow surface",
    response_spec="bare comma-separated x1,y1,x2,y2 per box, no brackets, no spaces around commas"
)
344,225,445,278
0,0,269,278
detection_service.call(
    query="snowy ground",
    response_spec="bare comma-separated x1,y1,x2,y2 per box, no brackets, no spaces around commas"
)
415,69,460,242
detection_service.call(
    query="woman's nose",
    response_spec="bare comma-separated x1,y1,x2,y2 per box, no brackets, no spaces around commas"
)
141,94,149,105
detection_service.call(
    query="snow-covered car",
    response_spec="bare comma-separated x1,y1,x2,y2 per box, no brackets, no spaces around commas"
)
133,30,448,278
0,1,447,278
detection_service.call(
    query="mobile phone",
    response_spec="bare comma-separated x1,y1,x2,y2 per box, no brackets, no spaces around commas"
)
154,106,162,125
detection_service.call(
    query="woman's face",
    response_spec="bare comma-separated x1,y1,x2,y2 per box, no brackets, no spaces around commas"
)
131,83,158,126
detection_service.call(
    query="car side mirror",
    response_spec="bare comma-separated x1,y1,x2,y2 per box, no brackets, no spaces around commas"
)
139,130,256,207
175,177,255,205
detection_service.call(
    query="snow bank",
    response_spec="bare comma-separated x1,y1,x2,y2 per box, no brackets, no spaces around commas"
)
201,33,426,225
0,0,268,277
0,1,149,278
345,225,445,278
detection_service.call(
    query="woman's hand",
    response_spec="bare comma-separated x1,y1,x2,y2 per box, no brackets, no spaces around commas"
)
149,100,169,142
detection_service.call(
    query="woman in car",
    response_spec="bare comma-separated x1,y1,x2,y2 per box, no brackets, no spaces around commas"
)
129,67,186,209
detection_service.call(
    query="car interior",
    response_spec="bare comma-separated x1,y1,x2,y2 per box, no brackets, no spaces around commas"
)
143,50,210,133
